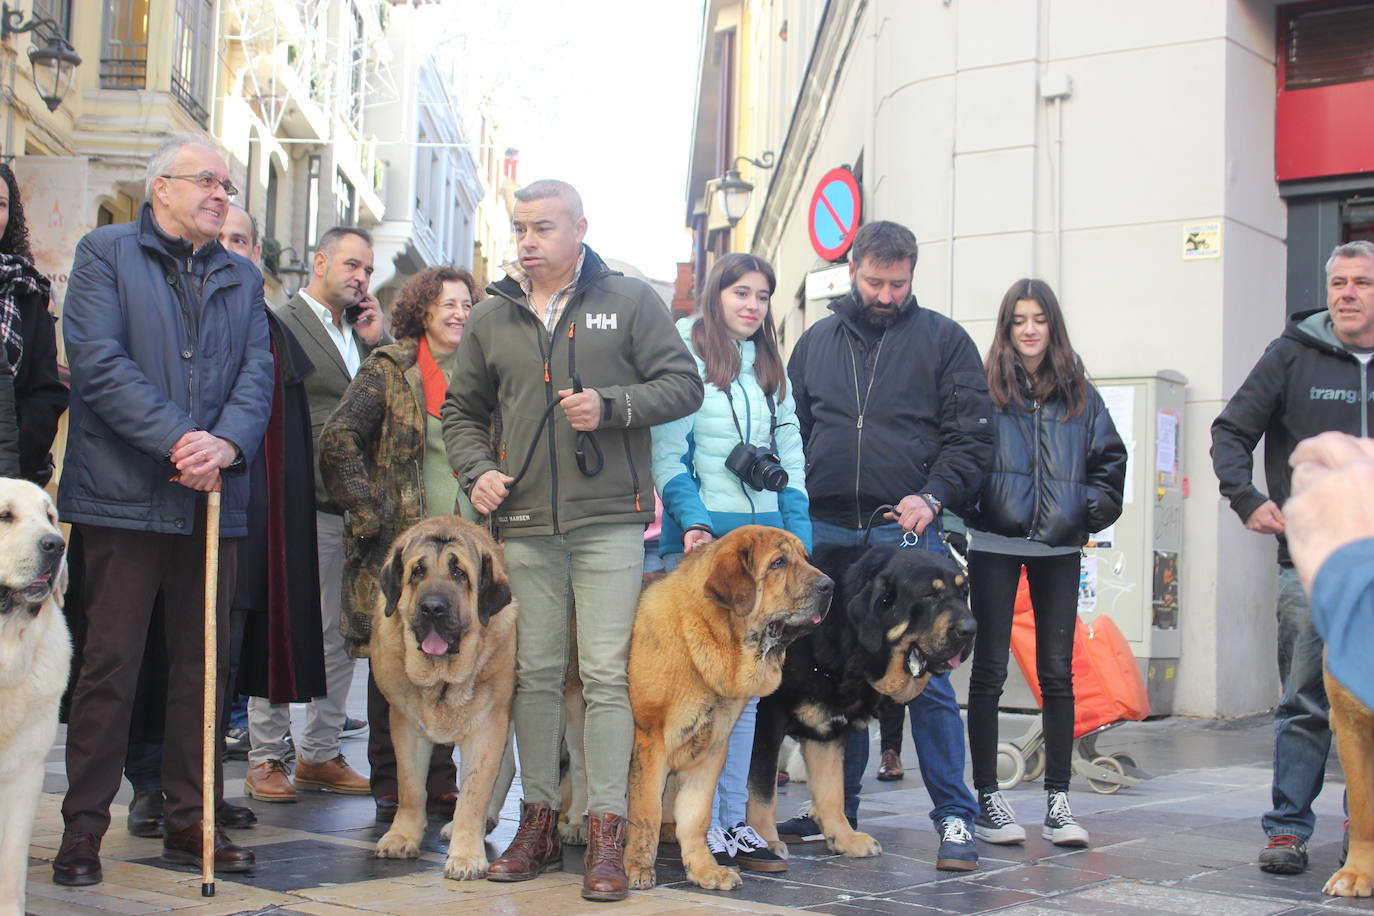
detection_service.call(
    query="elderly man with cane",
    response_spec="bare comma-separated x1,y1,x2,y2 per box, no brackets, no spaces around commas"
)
53,135,273,887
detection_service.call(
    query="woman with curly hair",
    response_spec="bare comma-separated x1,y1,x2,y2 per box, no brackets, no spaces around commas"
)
0,162,67,483
319,265,481,820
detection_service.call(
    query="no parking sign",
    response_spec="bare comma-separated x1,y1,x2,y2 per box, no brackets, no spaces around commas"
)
807,167,862,261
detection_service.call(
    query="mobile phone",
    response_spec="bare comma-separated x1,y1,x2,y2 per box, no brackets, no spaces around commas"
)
344,303,365,323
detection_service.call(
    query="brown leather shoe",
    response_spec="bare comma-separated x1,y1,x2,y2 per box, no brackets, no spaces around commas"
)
293,754,370,795
429,791,459,819
876,748,905,781
162,822,255,873
53,831,102,886
582,811,628,901
245,760,297,802
487,801,562,882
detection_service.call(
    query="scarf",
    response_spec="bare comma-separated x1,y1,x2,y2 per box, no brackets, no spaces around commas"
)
417,335,448,419
0,252,50,375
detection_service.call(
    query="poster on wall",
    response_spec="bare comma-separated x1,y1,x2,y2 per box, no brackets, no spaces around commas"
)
10,156,91,367
1097,385,1135,504
1078,554,1098,615
1151,550,1179,630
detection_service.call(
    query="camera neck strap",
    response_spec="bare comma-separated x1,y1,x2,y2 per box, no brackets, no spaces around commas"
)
722,382,778,453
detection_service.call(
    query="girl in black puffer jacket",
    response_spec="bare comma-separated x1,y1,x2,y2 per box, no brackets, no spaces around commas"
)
964,279,1127,851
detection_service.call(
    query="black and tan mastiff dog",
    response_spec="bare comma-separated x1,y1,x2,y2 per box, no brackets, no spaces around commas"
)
624,525,833,891
370,516,515,880
746,543,975,862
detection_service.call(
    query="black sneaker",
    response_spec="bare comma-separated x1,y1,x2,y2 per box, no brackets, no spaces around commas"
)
341,716,369,738
1042,790,1089,847
729,823,787,872
224,727,250,761
776,802,855,842
706,826,736,868
974,789,1026,844
1258,834,1308,874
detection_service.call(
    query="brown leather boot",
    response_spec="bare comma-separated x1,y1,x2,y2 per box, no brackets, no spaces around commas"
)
487,801,562,882
582,811,628,901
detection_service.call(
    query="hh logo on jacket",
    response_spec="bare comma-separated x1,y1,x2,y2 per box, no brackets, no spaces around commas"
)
586,312,618,330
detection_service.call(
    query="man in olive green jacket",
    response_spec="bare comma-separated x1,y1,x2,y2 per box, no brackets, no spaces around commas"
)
443,179,702,901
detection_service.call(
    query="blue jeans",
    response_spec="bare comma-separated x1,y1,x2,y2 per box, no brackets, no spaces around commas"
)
811,517,978,826
1263,565,1331,841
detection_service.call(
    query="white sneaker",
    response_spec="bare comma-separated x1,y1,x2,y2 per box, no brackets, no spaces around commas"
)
975,789,1026,844
1042,790,1089,847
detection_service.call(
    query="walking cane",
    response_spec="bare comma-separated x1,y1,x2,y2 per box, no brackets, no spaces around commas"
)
202,487,221,897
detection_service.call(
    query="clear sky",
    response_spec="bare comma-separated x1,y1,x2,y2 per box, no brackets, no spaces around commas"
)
445,0,703,282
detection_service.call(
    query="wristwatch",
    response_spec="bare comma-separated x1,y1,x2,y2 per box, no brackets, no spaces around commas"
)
918,493,942,515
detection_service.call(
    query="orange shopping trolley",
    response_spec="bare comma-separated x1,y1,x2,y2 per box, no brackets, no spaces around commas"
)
994,571,1151,794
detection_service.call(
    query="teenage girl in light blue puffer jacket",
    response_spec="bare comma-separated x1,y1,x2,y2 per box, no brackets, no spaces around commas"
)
651,252,810,872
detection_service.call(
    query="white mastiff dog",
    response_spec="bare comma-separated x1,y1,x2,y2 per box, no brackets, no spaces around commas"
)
0,479,70,916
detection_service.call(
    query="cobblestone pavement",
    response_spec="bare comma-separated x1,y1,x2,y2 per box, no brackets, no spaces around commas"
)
22,662,1374,914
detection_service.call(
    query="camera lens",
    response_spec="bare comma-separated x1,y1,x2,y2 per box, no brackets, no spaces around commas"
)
758,463,788,492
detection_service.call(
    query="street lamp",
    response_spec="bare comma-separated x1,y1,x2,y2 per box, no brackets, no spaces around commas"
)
713,152,775,228
1,3,82,113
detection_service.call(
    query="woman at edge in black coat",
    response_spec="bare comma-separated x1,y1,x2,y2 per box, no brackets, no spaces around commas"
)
964,278,1127,850
0,162,67,485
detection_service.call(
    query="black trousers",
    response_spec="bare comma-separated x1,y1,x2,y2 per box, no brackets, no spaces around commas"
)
62,511,237,837
877,698,906,754
966,550,1079,794
366,668,458,800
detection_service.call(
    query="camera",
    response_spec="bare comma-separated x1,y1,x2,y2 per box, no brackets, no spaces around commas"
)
725,442,788,493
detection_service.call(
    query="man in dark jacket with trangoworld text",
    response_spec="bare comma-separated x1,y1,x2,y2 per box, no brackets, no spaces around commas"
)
1211,239,1374,878
54,136,273,886
443,179,702,901
785,220,993,872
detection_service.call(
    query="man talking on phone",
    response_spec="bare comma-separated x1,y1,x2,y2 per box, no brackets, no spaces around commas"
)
247,227,384,802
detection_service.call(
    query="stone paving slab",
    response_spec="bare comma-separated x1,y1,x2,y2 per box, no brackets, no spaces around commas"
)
22,666,1374,914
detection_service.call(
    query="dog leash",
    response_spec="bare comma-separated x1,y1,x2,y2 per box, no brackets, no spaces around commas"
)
860,501,969,577
506,374,602,490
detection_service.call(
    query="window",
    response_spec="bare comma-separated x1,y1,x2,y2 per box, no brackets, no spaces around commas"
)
1284,2,1374,91
264,164,279,243
348,4,367,130
101,0,148,89
171,0,213,125
305,155,321,254
32,0,72,41
335,170,356,227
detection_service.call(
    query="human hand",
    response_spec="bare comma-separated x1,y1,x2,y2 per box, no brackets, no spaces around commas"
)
471,469,514,515
1287,432,1374,591
557,387,602,431
171,431,237,476
352,293,384,344
1244,500,1285,535
684,528,714,553
886,494,935,535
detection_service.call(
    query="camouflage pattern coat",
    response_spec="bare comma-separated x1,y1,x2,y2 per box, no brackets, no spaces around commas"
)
319,338,436,658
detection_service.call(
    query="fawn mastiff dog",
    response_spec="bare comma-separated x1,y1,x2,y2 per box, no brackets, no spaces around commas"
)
747,544,976,862
1325,666,1373,897
624,525,833,891
0,479,70,916
370,516,515,880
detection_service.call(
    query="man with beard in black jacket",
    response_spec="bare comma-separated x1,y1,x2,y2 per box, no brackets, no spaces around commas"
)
784,220,993,871
1211,239,1374,878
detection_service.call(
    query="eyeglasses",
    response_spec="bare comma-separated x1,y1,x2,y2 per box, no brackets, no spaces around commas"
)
161,171,239,198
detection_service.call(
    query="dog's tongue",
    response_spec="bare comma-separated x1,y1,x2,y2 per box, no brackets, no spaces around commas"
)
420,632,449,656
947,654,961,669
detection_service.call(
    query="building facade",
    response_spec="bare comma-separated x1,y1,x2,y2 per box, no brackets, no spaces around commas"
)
687,0,1374,717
